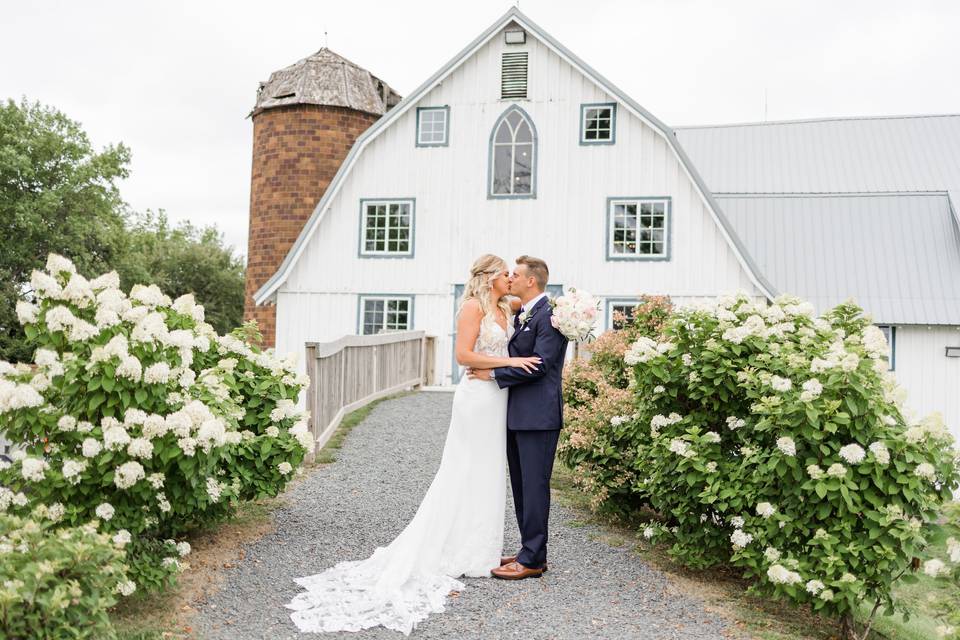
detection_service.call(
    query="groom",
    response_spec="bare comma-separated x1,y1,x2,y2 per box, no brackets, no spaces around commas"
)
468,256,569,580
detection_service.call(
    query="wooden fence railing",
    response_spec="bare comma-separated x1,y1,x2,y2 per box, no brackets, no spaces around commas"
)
303,331,436,454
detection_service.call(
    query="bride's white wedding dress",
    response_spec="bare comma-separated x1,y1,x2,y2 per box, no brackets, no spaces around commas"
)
286,313,512,635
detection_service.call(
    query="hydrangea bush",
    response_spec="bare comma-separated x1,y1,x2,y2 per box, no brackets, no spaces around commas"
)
561,293,960,637
0,510,126,639
0,254,314,593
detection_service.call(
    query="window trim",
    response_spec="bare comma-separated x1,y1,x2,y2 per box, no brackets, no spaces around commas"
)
487,105,538,200
877,325,896,371
605,196,672,261
415,106,450,147
356,294,415,335
605,298,641,330
358,198,416,258
580,102,617,145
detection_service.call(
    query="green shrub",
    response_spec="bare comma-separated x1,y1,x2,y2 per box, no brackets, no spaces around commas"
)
0,509,127,639
562,292,960,637
0,254,313,593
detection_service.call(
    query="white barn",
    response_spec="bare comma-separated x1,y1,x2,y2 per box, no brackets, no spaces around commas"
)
252,8,960,438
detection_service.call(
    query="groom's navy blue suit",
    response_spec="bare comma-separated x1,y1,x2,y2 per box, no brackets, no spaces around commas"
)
493,294,569,569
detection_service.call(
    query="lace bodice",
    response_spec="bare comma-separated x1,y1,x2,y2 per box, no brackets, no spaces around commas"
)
474,313,512,357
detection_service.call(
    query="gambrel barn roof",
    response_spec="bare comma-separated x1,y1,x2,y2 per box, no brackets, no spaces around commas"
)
253,9,960,327
252,7,777,305
676,115,960,324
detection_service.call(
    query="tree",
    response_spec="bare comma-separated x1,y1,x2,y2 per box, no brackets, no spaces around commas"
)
0,98,130,362
114,211,245,335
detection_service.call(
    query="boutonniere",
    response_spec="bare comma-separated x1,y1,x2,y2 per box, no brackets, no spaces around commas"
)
518,309,531,326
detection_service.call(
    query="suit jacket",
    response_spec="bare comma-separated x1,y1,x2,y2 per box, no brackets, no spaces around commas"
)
493,295,569,430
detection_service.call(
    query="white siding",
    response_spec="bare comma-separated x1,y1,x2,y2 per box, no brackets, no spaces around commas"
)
894,325,960,442
273,23,761,386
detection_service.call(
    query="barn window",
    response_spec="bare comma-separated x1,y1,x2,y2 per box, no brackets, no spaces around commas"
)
606,299,639,329
607,197,671,260
580,103,616,144
489,106,536,198
878,325,896,370
416,106,449,146
359,296,413,335
359,199,415,257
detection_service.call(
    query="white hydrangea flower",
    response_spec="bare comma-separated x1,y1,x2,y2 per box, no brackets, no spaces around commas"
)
15,301,39,324
127,438,154,460
915,463,936,481
112,529,132,547
147,472,166,490
839,443,866,465
805,579,825,595
826,463,847,478
61,273,95,307
702,431,721,444
705,461,718,473
609,415,629,427
178,437,197,457
730,529,753,550
764,547,781,562
767,564,802,585
57,415,77,432
265,426,280,437
143,362,171,384
730,516,745,528
61,459,88,484
868,441,890,464
44,305,76,332
807,464,824,479
81,438,102,458
46,253,76,275
176,541,192,557
20,457,50,482
114,461,145,489
756,502,776,518
130,283,171,308
770,376,792,392
31,269,63,297
642,526,656,539
653,385,665,394
776,437,796,457
278,462,293,475
116,355,143,382
725,416,746,430
206,477,222,502
116,580,137,596
668,439,695,458
103,424,131,451
95,503,115,520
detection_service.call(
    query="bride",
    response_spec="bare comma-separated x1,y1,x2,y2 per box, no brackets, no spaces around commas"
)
285,254,540,635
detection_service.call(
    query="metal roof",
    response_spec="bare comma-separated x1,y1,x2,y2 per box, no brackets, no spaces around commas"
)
253,48,402,117
717,192,960,324
675,115,960,324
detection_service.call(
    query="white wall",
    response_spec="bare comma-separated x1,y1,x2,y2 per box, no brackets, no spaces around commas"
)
272,21,761,386
894,325,960,442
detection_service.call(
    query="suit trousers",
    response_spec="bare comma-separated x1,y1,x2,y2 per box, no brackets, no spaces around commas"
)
506,428,561,568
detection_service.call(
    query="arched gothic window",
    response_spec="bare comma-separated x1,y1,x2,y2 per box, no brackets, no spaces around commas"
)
489,106,536,198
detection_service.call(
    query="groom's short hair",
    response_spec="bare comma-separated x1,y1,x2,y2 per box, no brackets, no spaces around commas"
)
516,255,548,291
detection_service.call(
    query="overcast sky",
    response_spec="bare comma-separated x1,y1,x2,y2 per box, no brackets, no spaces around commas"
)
4,0,958,258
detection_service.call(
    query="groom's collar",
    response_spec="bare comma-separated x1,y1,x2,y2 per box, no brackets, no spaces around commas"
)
520,292,548,313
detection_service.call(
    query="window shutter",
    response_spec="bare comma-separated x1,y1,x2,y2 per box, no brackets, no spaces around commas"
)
500,52,528,99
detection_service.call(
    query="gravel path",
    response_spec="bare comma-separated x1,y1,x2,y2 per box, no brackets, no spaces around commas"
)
191,392,734,640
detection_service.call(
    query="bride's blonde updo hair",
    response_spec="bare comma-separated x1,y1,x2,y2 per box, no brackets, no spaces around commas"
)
459,254,512,322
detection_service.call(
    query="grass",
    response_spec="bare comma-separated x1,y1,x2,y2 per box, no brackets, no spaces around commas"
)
551,462,959,640
111,391,413,639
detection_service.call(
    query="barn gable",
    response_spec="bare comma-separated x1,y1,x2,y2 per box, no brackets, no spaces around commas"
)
252,7,775,305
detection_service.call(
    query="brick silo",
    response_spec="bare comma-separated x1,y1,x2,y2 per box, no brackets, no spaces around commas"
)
244,48,401,346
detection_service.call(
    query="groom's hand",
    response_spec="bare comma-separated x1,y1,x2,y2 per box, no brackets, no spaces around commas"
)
466,368,493,381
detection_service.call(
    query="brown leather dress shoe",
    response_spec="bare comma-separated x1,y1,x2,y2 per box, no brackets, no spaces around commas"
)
491,561,545,580
500,555,548,571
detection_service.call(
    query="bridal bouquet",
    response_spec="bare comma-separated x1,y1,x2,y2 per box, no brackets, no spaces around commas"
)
550,288,599,342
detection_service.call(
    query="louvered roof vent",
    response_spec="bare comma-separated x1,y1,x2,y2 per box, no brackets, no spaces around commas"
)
501,51,528,99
